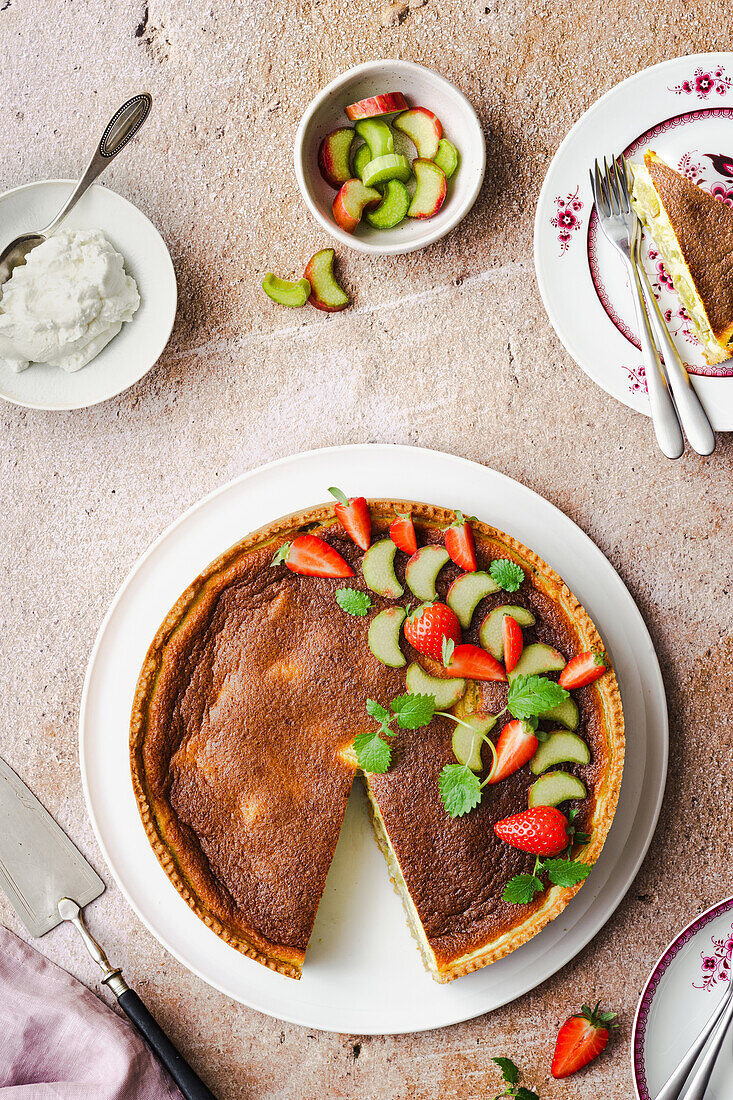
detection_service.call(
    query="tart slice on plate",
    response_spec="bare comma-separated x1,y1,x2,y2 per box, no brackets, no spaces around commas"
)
130,500,624,981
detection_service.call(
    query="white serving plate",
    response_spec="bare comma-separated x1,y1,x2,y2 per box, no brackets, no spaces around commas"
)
80,444,668,1034
535,52,733,431
0,180,176,410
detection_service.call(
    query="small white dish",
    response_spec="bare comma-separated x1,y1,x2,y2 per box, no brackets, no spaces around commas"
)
633,896,733,1099
294,60,486,256
0,179,176,410
80,444,668,1035
534,51,733,431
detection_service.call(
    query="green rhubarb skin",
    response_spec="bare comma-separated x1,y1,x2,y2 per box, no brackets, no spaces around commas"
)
354,118,394,158
352,144,372,181
433,138,459,179
366,180,410,229
262,273,311,308
362,153,412,188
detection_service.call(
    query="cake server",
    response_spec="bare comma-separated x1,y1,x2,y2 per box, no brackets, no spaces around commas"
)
0,755,216,1100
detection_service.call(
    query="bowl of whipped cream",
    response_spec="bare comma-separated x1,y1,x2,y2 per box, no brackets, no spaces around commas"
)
0,180,176,410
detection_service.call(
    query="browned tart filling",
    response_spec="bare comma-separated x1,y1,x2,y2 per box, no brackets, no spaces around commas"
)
130,501,624,981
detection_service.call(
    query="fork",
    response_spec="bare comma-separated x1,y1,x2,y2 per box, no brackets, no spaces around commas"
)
590,157,684,459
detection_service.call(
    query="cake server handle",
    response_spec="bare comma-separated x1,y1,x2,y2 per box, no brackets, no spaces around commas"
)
635,246,716,456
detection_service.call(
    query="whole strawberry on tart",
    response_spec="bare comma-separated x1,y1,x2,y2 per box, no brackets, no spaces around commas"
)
130,496,624,982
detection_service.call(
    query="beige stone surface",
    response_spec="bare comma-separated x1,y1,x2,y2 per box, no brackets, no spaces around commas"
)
1,2,733,1096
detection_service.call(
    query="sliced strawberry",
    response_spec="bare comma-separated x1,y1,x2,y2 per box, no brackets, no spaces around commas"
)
551,1002,617,1078
489,719,538,783
404,602,461,661
444,511,477,572
444,643,507,682
273,535,354,578
328,486,371,551
559,650,607,690
494,806,569,856
390,512,417,555
502,614,524,673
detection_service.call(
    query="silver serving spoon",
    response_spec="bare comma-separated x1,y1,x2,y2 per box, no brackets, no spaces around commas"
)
0,93,151,287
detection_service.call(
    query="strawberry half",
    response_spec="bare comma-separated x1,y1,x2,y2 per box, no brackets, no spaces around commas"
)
272,535,354,578
328,486,371,551
494,806,569,856
404,602,461,661
390,512,417,555
551,1002,617,1079
443,642,507,682
559,650,607,690
444,512,477,572
489,720,538,783
502,614,524,673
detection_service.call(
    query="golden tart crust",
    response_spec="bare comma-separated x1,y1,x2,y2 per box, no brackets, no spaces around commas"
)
130,501,624,981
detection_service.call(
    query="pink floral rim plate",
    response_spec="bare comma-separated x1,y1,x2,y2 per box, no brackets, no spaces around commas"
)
534,52,733,432
632,895,733,1098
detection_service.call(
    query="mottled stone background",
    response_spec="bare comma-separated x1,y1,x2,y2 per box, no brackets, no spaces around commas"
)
1,2,732,1097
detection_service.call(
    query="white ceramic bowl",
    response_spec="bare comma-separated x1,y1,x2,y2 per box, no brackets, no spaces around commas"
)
294,60,486,256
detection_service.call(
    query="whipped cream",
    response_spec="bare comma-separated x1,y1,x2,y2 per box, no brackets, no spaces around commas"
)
0,227,140,373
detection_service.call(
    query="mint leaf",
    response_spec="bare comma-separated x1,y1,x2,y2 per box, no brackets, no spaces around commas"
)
365,699,390,723
507,674,569,720
439,764,482,817
271,543,290,566
353,731,392,774
489,558,524,592
335,587,372,616
502,874,543,904
544,858,593,888
492,1057,519,1085
391,693,436,729
328,486,349,506
515,1088,539,1100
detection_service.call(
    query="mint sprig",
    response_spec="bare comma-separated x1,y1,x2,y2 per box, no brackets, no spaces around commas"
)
502,830,593,904
354,693,441,773
489,558,525,592
335,587,372,616
439,764,482,817
491,1057,539,1100
507,674,569,719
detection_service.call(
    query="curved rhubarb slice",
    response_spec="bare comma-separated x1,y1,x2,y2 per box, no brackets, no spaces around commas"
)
354,118,394,159
404,544,450,600
433,138,459,179
394,107,443,159
362,153,412,188
318,127,357,189
368,606,407,668
407,159,447,219
405,662,465,708
304,249,349,313
530,731,590,776
332,179,382,233
507,642,566,682
362,538,403,598
480,604,536,659
452,714,497,772
345,92,409,121
540,696,579,730
366,179,410,229
528,770,587,809
446,571,500,629
352,143,372,181
262,273,311,308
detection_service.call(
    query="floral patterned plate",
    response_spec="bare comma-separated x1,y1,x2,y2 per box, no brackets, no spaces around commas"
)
632,895,733,1099
534,52,733,431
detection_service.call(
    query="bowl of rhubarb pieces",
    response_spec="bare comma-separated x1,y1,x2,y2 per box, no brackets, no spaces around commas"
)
294,59,486,255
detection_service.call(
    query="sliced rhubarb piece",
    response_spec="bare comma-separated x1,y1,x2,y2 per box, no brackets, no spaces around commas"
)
332,179,382,233
354,118,394,159
304,249,349,312
407,159,447,219
404,544,450,600
368,606,407,667
394,107,443,159
452,714,497,772
531,731,590,776
352,143,372,181
507,642,566,682
366,179,410,229
362,538,403,598
540,696,579,730
433,138,459,179
318,127,357,189
480,604,536,660
262,273,311,308
405,662,465,708
446,571,500,629
362,153,412,188
345,92,409,121
528,770,587,809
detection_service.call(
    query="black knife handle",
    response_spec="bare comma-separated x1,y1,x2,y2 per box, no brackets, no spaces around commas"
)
117,988,217,1100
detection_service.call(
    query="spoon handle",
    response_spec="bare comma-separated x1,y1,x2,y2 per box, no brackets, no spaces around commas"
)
42,93,152,237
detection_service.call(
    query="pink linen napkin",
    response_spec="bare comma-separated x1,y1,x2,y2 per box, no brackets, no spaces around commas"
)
0,926,181,1099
